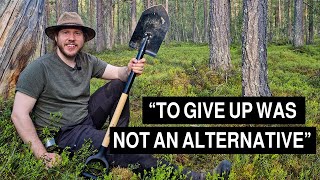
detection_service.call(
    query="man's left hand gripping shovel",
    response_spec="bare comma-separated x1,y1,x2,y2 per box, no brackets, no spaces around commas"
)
82,5,170,179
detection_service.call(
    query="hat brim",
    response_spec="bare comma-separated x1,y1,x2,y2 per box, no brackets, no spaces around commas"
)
45,25,96,42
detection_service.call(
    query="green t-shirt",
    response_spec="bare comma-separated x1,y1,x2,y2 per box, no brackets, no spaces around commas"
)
16,51,108,130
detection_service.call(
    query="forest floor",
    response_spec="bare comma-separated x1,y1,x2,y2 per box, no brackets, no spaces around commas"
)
0,42,319,179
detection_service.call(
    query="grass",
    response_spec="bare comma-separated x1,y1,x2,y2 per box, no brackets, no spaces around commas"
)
0,42,319,179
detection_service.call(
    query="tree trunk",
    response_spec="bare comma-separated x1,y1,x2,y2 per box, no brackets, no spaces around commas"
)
117,2,121,45
275,0,280,40
208,0,231,72
106,0,114,50
61,0,78,13
177,0,182,41
87,0,95,50
55,0,60,20
44,0,50,53
242,0,271,97
131,0,137,36
227,0,231,44
164,0,169,43
0,0,45,99
183,0,188,41
203,0,208,42
293,0,304,47
307,0,314,44
72,0,78,12
192,0,197,42
286,0,292,43
304,3,308,44
231,0,242,44
268,0,273,42
96,0,106,52
112,4,115,46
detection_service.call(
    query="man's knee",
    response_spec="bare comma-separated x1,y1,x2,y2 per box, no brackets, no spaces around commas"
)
105,79,125,95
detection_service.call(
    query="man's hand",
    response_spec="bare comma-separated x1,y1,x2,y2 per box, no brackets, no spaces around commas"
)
41,152,62,169
12,92,62,169
102,58,146,81
128,58,146,76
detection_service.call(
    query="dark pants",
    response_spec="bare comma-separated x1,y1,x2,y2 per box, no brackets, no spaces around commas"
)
55,80,203,179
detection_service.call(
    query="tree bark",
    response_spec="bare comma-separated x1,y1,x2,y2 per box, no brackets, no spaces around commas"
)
182,0,187,41
203,0,208,42
55,0,60,21
275,0,280,39
0,0,45,99
131,0,137,36
87,0,95,50
268,0,273,42
164,0,169,43
192,0,197,42
307,0,314,44
209,0,231,72
302,3,309,42
106,0,114,50
61,0,78,13
242,0,271,97
96,0,106,52
293,0,304,47
117,2,121,45
231,0,241,44
286,0,292,43
227,0,231,44
45,0,50,53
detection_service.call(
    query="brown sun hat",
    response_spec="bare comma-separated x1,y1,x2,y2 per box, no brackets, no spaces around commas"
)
45,12,95,42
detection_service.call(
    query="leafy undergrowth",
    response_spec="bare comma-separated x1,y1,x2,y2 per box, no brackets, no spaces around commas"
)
1,42,319,179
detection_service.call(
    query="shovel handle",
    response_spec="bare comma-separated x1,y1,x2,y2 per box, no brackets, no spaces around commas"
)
102,93,128,147
101,35,150,148
123,35,149,94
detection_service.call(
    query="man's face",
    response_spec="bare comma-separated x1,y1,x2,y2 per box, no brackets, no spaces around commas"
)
55,28,85,59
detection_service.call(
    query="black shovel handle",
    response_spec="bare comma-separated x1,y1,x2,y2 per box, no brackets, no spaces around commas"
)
123,35,149,94
101,35,150,148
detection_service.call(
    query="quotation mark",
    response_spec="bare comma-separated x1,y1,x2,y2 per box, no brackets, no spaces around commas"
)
305,132,311,138
149,102,156,108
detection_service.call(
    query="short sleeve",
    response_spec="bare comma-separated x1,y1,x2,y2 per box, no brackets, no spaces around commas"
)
89,54,108,78
16,60,46,99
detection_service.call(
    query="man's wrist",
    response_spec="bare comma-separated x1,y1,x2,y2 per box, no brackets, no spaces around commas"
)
119,66,130,82
32,143,48,159
125,66,130,76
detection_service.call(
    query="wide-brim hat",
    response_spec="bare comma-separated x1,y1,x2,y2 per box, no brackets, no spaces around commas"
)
45,12,95,42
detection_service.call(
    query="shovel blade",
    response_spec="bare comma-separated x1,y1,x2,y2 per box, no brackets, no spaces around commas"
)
129,5,170,57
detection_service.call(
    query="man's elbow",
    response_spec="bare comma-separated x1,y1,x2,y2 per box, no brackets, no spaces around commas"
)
11,111,19,125
11,111,25,126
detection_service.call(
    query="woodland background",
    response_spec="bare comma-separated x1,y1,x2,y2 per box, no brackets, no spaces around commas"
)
0,0,319,179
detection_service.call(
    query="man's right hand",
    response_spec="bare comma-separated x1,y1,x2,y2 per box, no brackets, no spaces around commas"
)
41,152,62,169
12,92,62,169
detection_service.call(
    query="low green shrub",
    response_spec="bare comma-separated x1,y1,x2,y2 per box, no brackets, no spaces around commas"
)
1,42,319,179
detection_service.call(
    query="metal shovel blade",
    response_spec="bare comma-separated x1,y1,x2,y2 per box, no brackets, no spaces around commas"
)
129,5,170,57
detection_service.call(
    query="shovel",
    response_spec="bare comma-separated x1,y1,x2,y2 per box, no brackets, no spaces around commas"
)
82,5,170,178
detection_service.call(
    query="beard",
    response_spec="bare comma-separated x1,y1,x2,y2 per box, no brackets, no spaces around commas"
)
56,41,83,59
